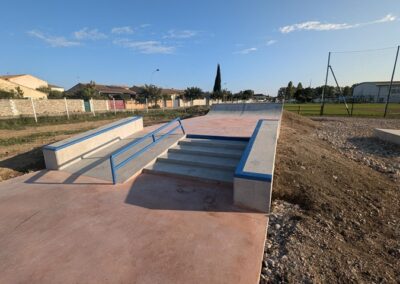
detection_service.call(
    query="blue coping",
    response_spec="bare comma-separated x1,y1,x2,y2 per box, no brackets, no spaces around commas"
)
234,119,273,182
43,116,142,151
186,134,250,142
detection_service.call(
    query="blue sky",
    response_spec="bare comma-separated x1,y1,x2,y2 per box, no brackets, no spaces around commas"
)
0,0,399,95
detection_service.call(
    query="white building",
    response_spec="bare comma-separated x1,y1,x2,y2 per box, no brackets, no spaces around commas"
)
353,81,400,103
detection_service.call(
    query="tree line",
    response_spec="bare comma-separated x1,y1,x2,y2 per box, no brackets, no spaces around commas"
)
277,81,353,103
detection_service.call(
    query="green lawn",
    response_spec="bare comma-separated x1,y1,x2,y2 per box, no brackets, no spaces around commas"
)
284,103,400,118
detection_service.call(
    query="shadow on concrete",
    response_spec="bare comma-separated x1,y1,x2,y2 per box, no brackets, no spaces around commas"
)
124,173,245,212
347,136,400,158
24,170,110,185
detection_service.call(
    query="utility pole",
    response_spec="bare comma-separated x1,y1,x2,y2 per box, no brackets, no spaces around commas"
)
384,45,399,117
320,52,331,116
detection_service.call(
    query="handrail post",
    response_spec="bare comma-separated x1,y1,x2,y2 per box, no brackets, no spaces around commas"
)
152,134,155,142
178,119,185,134
110,156,117,185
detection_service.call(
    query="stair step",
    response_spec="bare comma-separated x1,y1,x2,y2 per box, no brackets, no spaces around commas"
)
179,138,247,150
157,152,238,171
169,145,243,159
144,160,233,184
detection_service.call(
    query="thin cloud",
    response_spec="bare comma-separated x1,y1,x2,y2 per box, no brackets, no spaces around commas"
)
163,29,198,39
113,39,175,54
266,39,277,46
140,24,151,28
111,26,134,34
234,47,257,55
74,28,107,40
280,13,397,33
27,30,80,47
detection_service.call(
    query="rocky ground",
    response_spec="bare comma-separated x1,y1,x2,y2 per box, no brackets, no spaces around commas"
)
260,112,399,283
315,117,400,182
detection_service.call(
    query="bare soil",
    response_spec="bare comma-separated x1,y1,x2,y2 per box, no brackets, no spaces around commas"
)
261,112,399,283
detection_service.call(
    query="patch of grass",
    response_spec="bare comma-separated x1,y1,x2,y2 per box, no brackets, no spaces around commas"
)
284,103,400,118
0,106,210,130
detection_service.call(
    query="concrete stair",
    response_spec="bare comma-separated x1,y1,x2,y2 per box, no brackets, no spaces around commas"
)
143,138,247,184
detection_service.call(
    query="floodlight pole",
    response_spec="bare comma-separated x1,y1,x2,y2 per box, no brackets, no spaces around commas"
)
320,52,331,115
384,45,399,117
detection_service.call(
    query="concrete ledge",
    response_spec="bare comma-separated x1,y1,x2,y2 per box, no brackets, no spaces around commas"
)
374,128,400,146
234,119,280,212
43,116,143,170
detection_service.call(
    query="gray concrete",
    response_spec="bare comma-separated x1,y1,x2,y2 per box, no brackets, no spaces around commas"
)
63,131,184,183
208,102,283,119
145,138,246,184
169,144,243,159
43,117,143,170
374,128,400,145
234,120,280,213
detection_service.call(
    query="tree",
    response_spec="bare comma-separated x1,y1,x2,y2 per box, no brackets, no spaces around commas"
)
48,91,65,99
183,87,204,101
241,89,254,100
0,89,16,99
277,87,286,100
342,86,352,97
294,82,304,102
15,86,24,98
140,84,162,106
221,89,232,101
213,64,221,95
285,81,295,100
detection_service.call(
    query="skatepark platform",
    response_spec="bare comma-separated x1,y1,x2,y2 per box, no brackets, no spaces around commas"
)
0,102,283,284
374,128,400,146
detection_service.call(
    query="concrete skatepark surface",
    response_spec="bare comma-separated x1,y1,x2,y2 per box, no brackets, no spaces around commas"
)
374,128,400,145
0,103,282,284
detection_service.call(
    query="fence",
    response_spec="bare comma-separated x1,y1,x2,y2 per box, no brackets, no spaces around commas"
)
0,97,214,121
284,101,400,118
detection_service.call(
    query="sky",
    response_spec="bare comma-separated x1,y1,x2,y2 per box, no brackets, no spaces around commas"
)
0,0,399,95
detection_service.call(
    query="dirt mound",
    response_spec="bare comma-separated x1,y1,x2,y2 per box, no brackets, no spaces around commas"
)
260,111,399,283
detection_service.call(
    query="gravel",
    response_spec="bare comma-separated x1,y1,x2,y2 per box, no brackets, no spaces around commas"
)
314,117,400,182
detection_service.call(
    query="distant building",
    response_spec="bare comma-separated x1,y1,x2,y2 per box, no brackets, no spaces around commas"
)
353,81,400,103
67,83,137,99
131,85,184,97
0,74,65,99
48,84,65,93
253,94,267,101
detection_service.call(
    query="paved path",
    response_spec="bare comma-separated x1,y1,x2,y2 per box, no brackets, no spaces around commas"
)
0,170,266,284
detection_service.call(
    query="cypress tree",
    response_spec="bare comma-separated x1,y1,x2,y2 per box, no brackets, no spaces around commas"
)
213,64,221,93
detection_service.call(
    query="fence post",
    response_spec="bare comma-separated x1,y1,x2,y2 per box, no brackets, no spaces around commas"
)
350,97,354,116
113,97,116,115
64,97,70,119
30,98,38,123
90,99,96,117
146,98,149,113
298,105,300,114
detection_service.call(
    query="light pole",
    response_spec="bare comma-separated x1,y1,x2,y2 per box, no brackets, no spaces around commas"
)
150,69,160,85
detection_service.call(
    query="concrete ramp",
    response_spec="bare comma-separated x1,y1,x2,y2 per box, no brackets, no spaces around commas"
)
208,102,282,119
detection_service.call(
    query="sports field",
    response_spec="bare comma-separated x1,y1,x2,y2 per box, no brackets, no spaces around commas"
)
284,103,400,118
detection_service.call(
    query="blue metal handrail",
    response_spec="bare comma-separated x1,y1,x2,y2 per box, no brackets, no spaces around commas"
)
110,118,185,184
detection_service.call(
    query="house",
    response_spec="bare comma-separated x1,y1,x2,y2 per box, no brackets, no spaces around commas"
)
48,84,65,92
130,85,184,98
67,83,137,99
0,75,47,99
353,81,400,103
0,74,65,99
